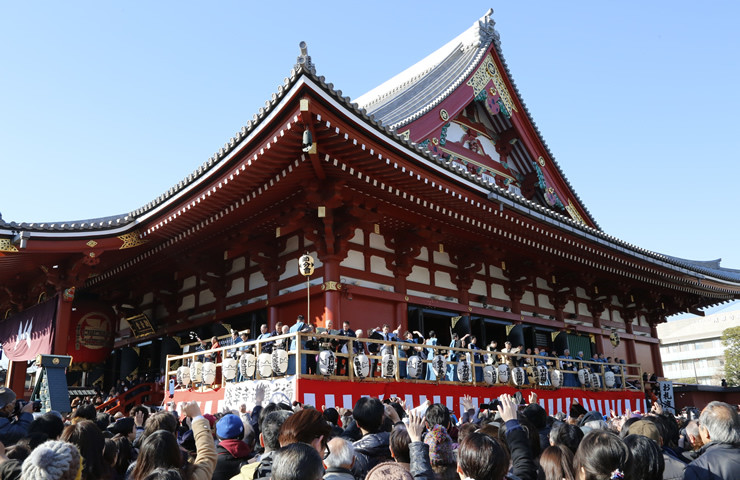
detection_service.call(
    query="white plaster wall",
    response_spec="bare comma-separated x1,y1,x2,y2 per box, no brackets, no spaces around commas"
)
612,310,624,323
181,276,197,291
521,291,535,307
142,292,154,305
535,277,550,290
575,287,588,301
489,265,506,281
199,289,216,305
227,278,245,297
407,289,434,299
578,303,590,316
341,250,365,270
369,233,392,253
432,250,454,268
282,235,300,255
416,246,428,261
348,228,364,245
564,301,576,314
434,270,455,290
470,279,487,297
370,256,393,276
409,265,430,285
228,256,246,274
491,283,507,300
601,310,610,321
179,294,195,312
249,271,267,290
281,258,299,282
538,294,554,310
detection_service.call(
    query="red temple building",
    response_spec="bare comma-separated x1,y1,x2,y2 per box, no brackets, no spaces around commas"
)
2,10,740,412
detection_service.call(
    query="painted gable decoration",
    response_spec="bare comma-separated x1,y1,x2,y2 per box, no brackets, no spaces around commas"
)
467,53,517,118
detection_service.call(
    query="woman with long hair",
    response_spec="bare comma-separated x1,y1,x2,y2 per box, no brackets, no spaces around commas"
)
61,419,112,480
130,401,216,480
539,444,575,480
278,408,331,455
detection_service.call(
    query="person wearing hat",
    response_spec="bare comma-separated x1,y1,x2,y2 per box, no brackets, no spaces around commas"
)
628,418,687,480
211,413,251,480
0,387,34,445
20,439,83,480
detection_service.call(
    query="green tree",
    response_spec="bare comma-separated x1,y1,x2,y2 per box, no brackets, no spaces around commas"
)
721,326,740,386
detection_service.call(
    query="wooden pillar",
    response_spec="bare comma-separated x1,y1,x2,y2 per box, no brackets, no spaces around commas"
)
5,361,26,396
624,320,637,365
649,325,664,378
53,294,73,355
395,301,408,331
323,256,340,325
267,281,279,329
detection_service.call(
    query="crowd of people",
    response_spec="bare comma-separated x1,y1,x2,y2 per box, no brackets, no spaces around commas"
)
1,376,739,480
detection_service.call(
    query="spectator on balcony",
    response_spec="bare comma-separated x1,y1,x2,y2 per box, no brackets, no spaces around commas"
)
424,331,439,381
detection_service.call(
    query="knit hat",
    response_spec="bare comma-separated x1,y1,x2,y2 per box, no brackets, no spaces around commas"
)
21,440,82,480
366,462,414,480
108,416,135,436
629,420,660,443
0,387,16,409
423,424,455,466
216,414,244,440
203,413,217,429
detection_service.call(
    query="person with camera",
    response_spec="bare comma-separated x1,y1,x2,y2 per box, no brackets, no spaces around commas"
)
0,387,34,445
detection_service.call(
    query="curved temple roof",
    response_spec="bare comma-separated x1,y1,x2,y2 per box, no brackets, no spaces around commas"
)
1,10,740,298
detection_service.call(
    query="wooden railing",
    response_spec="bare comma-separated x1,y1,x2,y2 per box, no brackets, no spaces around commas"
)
95,382,164,415
166,331,644,392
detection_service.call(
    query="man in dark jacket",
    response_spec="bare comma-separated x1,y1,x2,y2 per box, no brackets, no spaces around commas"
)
683,401,740,480
212,413,252,480
0,387,34,446
351,397,391,479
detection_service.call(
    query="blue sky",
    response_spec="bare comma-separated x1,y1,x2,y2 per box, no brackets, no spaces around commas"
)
2,2,739,311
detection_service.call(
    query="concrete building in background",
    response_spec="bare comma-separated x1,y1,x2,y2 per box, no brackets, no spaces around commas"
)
658,308,740,385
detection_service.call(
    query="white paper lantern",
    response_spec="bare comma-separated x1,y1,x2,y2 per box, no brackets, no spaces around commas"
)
222,357,237,380
484,352,496,365
457,357,472,383
407,355,422,379
497,364,510,384
318,350,336,376
432,354,447,379
578,369,591,387
353,354,370,378
604,371,616,388
202,361,217,385
177,366,190,387
299,253,315,276
483,365,497,385
240,353,256,379
526,366,538,385
512,366,526,386
272,349,289,376
258,352,273,378
536,366,549,386
550,369,563,388
190,361,203,383
590,373,601,389
381,353,397,378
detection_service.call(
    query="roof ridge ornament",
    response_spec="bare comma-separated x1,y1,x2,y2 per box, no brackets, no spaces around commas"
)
296,41,316,75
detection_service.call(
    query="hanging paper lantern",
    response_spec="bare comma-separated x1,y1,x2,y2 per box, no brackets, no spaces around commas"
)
550,369,563,388
457,356,472,383
497,364,510,384
512,366,526,386
536,366,549,386
381,353,397,378
353,354,370,378
432,355,447,379
407,355,422,379
604,371,616,388
578,369,591,387
272,349,289,376
240,353,257,379
590,373,601,389
177,366,190,387
258,352,273,378
190,361,203,384
299,253,315,276
222,357,237,380
202,361,217,385
483,365,497,385
318,350,336,376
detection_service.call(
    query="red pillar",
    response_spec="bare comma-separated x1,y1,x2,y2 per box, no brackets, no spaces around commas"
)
54,294,73,355
323,256,340,326
650,325,664,378
267,281,279,329
5,361,26,397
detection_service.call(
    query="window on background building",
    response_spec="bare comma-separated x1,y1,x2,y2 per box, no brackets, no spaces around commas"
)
669,344,680,353
713,339,723,348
